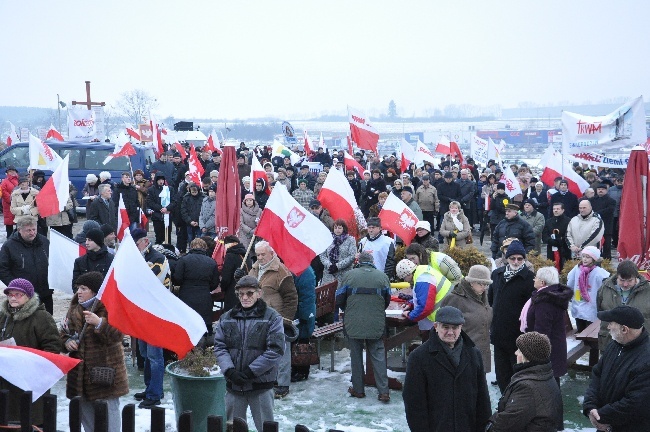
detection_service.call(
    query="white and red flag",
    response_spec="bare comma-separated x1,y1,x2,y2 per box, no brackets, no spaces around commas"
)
125,123,141,141
488,137,505,163
149,112,164,156
303,130,313,154
187,144,205,186
343,151,366,176
618,146,650,269
251,152,270,195
205,132,221,154
139,208,148,229
435,136,464,164
174,142,187,160
6,122,20,146
47,229,86,294
256,183,333,275
319,132,326,150
103,133,137,165
117,195,130,241
348,106,379,154
0,346,81,401
414,140,437,167
538,145,589,197
29,133,62,171
97,232,207,358
499,165,524,199
318,167,367,238
347,134,353,155
35,155,69,218
45,124,64,141
400,139,416,173
378,193,419,246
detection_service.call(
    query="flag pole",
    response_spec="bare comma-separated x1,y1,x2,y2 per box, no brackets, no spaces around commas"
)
239,233,257,270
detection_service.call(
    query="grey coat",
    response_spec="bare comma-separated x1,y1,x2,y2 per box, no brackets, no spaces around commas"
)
199,195,216,233
319,234,357,286
238,202,262,251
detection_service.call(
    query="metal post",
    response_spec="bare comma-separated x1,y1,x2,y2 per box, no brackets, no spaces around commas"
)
57,94,61,131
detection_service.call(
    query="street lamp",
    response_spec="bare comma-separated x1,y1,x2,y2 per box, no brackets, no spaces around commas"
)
57,94,67,132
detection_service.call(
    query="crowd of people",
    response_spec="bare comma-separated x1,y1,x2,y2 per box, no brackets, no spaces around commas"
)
0,140,648,432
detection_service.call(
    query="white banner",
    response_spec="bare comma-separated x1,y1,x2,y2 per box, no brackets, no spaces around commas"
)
499,165,522,198
562,96,647,154
565,151,630,168
470,134,488,165
67,109,97,141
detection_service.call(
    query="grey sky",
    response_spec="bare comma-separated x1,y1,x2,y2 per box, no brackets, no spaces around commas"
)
1,1,649,119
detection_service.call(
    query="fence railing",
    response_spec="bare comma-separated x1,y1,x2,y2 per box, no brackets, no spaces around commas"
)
0,390,343,432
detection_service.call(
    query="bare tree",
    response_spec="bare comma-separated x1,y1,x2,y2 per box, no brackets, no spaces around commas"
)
116,89,158,125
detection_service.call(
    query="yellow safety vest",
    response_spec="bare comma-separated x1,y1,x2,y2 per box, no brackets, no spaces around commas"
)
412,264,454,322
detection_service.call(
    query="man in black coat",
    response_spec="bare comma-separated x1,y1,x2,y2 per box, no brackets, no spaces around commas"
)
180,183,205,243
549,179,579,218
436,172,462,231
490,203,536,259
313,147,332,166
542,202,571,270
583,306,650,432
113,172,140,227
456,169,477,227
146,173,173,244
590,183,616,259
86,184,118,231
488,241,535,393
72,228,114,292
403,306,491,432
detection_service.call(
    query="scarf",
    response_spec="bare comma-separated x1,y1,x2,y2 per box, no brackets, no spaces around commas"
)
329,233,348,264
257,255,276,281
503,264,524,284
578,264,595,302
440,335,464,367
80,296,97,309
519,298,532,332
450,212,463,231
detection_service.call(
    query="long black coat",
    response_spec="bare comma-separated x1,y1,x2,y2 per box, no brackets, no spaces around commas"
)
590,194,616,235
488,266,535,352
172,249,220,333
146,183,172,222
541,214,571,262
113,182,140,224
0,232,50,299
549,191,579,218
436,180,462,215
72,247,114,291
86,197,118,231
180,191,205,224
583,330,650,432
490,215,536,258
403,330,491,432
220,243,252,312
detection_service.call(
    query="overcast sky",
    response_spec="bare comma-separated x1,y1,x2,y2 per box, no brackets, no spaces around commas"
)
1,1,649,120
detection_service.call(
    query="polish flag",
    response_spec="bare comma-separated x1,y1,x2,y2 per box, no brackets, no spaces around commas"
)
303,130,313,154
35,155,69,218
29,133,62,171
97,232,207,358
348,106,379,154
319,132,326,150
400,139,416,173
205,132,221,154
318,167,367,238
538,145,589,197
347,134,353,155
343,151,365,176
435,136,464,164
174,142,187,160
6,122,20,146
256,184,333,275
103,133,137,164
414,140,437,167
47,228,86,294
150,112,164,156
139,208,148,229
125,123,141,141
0,346,81,401
251,152,270,195
499,165,524,199
45,124,64,141
117,195,130,241
488,137,505,163
379,193,419,246
187,144,205,186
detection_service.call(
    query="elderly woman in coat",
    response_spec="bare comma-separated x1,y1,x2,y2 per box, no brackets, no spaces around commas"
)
437,265,493,372
239,193,262,255
319,219,357,286
439,200,472,248
0,278,60,426
61,272,128,432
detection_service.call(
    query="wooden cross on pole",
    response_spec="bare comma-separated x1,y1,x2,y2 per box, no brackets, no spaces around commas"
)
71,80,105,110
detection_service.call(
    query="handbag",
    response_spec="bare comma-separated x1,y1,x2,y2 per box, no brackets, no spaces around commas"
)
291,341,319,366
466,232,474,244
89,366,116,386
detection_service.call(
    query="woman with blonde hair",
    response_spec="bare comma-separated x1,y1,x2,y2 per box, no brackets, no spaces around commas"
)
439,200,471,248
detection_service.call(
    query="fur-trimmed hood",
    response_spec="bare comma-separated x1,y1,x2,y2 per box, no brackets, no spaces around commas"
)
0,293,42,321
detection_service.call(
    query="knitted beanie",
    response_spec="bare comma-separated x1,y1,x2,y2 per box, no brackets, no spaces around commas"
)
85,229,105,246
396,259,417,279
465,265,492,285
82,220,101,234
505,241,527,259
4,278,35,298
75,271,105,294
581,246,601,262
516,332,551,363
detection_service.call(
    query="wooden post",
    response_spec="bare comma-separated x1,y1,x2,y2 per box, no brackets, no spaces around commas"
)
71,81,106,110
178,411,192,432
19,391,31,432
232,417,248,432
69,396,82,432
42,394,57,432
93,399,109,432
121,404,136,432
262,421,279,432
207,415,224,432
151,406,165,432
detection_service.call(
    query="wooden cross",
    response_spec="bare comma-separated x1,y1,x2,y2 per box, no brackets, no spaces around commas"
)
71,80,105,110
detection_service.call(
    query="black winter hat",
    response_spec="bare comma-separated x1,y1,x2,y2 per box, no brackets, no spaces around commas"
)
505,241,526,259
85,229,105,246
516,332,551,363
75,271,105,294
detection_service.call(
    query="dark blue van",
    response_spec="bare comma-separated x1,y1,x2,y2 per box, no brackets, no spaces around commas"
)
0,141,156,209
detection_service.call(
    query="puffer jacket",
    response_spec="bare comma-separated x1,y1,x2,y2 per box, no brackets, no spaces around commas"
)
0,295,61,424
597,274,650,351
249,256,298,320
566,211,604,251
490,214,536,258
0,231,50,299
319,234,357,286
335,263,390,339
71,247,114,291
238,203,262,251
439,210,472,248
199,195,216,233
1,174,19,225
488,362,563,431
61,297,129,401
10,187,39,219
213,299,285,393
181,191,205,225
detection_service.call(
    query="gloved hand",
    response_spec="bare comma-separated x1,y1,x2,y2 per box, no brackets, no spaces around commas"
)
329,264,338,274
449,232,457,239
233,268,247,280
224,368,249,385
22,205,31,214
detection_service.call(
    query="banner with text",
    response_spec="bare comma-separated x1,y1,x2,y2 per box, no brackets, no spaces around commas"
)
67,109,97,141
562,96,646,154
565,151,630,168
470,134,489,165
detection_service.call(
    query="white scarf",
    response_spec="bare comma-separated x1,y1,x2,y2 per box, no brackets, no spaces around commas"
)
450,212,464,231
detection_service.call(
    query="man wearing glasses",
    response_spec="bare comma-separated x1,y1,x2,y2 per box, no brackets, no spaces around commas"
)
214,275,284,431
488,240,535,393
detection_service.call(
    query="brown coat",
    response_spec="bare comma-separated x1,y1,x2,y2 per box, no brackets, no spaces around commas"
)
134,178,151,211
439,210,472,248
61,296,129,401
437,279,493,372
249,256,298,320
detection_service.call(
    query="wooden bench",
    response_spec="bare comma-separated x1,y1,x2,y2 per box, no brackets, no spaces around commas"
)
574,319,601,369
310,281,344,371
